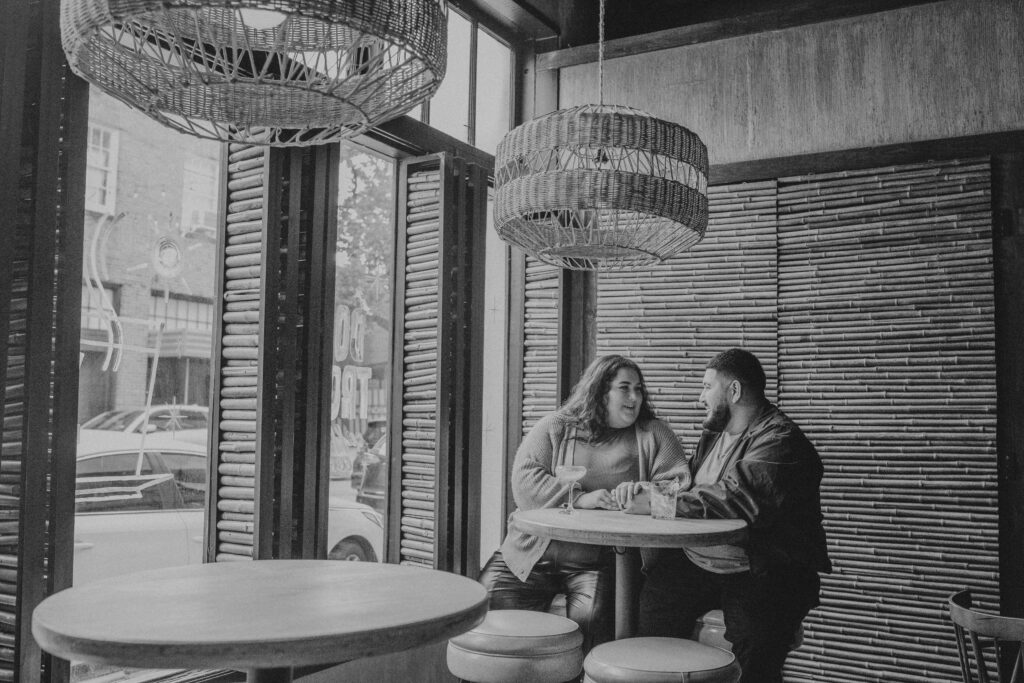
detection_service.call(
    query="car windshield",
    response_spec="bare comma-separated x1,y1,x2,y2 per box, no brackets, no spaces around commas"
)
81,410,144,431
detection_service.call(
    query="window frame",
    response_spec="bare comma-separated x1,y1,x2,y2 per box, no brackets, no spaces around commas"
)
415,4,515,153
84,123,119,215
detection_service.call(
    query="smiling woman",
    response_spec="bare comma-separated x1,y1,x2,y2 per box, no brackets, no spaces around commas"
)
477,354,691,654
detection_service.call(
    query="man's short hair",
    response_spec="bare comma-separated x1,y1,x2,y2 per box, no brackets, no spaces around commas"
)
707,348,767,396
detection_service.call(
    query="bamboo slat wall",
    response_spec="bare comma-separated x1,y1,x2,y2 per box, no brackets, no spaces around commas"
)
592,159,997,682
398,165,443,568
779,159,996,683
0,216,28,683
521,258,561,432
0,7,85,680
211,144,266,561
596,181,779,445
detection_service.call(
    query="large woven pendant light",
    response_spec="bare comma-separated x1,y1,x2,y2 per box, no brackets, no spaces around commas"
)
60,0,447,145
493,0,708,270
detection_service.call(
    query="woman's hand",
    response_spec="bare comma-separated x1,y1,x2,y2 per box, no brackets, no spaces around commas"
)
612,481,646,510
612,481,652,515
574,489,620,510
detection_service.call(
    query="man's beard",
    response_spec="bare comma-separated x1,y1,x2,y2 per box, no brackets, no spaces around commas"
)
702,402,730,431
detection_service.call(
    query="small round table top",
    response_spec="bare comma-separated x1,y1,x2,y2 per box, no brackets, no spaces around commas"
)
32,560,488,672
513,508,748,548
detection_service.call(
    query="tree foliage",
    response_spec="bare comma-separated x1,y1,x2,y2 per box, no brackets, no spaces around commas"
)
335,143,394,330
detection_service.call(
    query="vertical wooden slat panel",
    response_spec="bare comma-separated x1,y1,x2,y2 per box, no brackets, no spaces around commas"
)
0,0,87,680
595,181,779,444
397,160,442,568
394,155,488,572
209,145,337,562
210,144,267,562
779,159,997,683
521,258,561,432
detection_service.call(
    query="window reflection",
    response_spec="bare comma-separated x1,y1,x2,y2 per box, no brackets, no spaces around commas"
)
328,140,394,562
74,87,219,682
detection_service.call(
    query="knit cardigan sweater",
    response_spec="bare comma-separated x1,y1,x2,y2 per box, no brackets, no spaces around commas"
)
500,412,690,581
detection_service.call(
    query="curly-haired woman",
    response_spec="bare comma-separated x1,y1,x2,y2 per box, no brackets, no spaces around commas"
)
479,354,690,651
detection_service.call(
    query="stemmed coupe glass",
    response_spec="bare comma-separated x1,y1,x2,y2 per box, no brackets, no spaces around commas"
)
555,465,587,515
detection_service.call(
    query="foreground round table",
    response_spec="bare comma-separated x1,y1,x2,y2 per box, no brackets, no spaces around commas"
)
32,559,489,683
513,508,747,639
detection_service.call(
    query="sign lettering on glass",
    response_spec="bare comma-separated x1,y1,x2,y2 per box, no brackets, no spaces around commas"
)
331,304,372,420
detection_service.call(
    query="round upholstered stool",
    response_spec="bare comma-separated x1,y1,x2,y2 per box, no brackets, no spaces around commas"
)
446,609,584,683
583,637,740,683
693,609,804,652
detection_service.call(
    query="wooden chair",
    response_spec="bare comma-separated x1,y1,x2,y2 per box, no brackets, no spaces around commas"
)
948,590,1024,683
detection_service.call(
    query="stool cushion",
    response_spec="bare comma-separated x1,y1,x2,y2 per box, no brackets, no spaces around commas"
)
583,637,741,683
447,610,584,683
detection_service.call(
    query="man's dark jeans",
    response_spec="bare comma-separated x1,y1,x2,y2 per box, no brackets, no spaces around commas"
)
638,549,818,683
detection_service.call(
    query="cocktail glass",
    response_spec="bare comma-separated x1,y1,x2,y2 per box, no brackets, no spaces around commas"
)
555,465,587,515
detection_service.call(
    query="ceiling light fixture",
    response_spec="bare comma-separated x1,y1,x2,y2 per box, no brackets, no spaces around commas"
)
60,0,448,146
492,0,708,270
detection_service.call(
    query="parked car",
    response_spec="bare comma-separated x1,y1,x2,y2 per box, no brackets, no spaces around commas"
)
356,436,387,514
73,438,383,586
79,404,209,448
81,404,209,433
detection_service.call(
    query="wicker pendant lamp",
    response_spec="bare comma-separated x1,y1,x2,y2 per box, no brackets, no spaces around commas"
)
493,0,708,270
60,0,447,146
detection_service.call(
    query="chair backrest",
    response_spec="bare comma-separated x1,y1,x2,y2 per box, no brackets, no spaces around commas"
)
947,590,1024,683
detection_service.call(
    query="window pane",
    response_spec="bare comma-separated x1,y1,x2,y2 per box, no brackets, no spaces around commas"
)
327,140,393,565
74,86,220,681
475,29,512,154
181,156,220,240
85,124,117,214
429,9,472,141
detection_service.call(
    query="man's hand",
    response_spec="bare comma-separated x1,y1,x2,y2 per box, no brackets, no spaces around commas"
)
574,489,620,510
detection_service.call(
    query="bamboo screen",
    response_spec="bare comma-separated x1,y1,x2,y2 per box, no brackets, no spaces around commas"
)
397,162,444,567
0,216,29,683
778,159,997,683
521,258,561,432
211,143,266,561
595,180,780,445
0,12,84,679
394,155,488,573
211,144,338,561
592,159,997,682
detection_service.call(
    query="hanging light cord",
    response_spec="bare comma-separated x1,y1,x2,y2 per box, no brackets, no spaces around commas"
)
598,0,605,105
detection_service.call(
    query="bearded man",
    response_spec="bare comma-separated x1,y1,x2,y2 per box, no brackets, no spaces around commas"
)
615,348,830,683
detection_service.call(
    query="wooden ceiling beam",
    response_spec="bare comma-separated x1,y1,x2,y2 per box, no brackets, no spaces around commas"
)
537,0,944,71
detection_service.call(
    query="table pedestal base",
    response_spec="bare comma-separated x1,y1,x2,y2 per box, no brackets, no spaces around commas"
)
613,547,640,639
248,667,293,683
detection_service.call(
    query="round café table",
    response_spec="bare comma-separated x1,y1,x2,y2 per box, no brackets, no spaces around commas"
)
513,508,747,639
32,559,488,683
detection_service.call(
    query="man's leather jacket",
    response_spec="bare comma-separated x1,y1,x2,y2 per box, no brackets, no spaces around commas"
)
678,403,832,577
